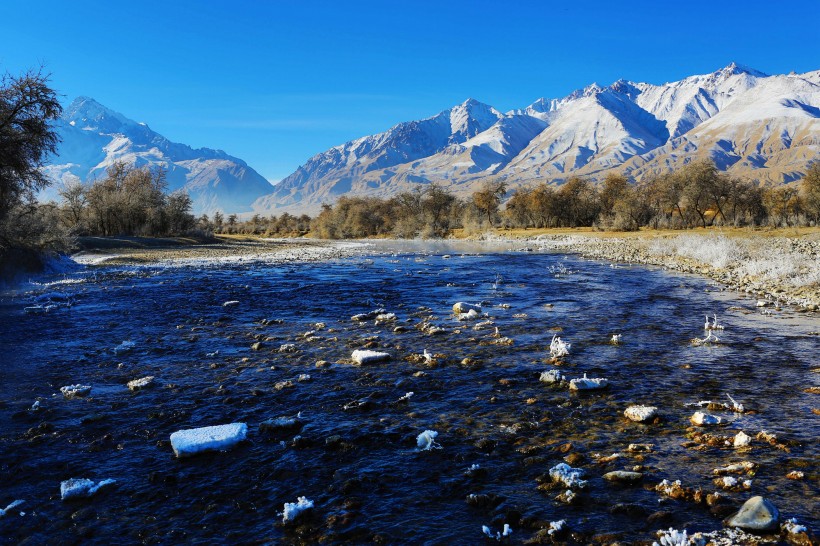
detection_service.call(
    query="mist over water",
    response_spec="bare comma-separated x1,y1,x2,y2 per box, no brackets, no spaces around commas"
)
1,243,817,544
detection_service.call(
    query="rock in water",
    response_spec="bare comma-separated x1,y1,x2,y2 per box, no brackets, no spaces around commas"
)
170,423,248,458
724,496,779,532
453,302,481,315
624,405,658,422
60,384,91,398
690,411,723,426
603,471,643,484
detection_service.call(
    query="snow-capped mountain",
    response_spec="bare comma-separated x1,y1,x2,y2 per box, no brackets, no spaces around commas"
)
254,63,820,215
43,97,273,214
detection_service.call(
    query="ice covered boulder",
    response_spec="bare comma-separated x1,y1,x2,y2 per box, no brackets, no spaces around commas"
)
568,374,608,391
170,423,248,458
453,302,481,315
624,405,658,422
724,496,779,532
690,412,723,426
733,431,751,447
60,384,91,398
351,349,390,365
282,496,314,523
60,478,116,500
540,369,564,384
549,463,587,489
127,376,154,391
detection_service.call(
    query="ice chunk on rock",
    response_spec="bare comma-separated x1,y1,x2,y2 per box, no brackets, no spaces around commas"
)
453,302,481,315
690,411,723,426
539,369,564,384
624,405,658,422
127,376,154,391
568,374,608,391
549,463,587,489
549,334,570,358
351,349,390,365
60,478,116,500
417,430,441,450
733,431,751,447
60,384,91,398
282,496,313,523
170,423,248,458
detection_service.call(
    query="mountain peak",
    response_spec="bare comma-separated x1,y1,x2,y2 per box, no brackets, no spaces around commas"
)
64,96,133,132
718,62,768,78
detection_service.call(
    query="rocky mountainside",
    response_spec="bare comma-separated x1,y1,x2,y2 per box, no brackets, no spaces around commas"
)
43,97,273,215
255,63,820,215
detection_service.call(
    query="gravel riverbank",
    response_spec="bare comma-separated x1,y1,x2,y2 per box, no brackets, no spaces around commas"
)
503,232,820,310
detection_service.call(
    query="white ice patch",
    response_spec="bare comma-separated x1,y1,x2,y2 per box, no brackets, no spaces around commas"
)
282,496,314,523
351,349,390,365
127,376,154,391
690,412,723,426
539,369,564,384
549,462,587,489
652,527,689,546
60,384,91,398
624,405,658,422
113,340,135,354
170,423,248,458
60,478,116,500
0,499,24,517
568,373,608,390
549,334,570,357
222,300,240,307
416,430,441,451
733,431,751,447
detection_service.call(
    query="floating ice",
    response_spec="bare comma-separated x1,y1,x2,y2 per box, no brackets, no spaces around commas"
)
539,369,564,384
549,463,587,489
398,392,414,402
222,300,239,307
547,519,566,536
783,518,807,534
0,499,23,517
60,384,91,398
568,373,608,391
482,523,512,540
351,308,386,321
113,340,135,354
549,334,570,358
374,312,396,323
416,430,441,451
351,349,390,365
60,478,116,500
624,405,658,422
690,412,723,426
170,423,248,458
282,496,313,523
127,376,154,391
610,334,622,344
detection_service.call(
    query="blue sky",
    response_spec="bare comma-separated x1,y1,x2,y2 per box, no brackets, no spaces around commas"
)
2,0,818,183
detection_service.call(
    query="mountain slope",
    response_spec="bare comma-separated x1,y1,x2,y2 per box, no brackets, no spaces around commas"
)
43,97,273,214
254,64,820,215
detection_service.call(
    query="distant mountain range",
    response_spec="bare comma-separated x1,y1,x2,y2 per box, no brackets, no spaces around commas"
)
42,97,273,215
43,64,819,215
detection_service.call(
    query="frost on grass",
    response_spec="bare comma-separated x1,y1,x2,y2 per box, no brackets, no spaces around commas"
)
549,463,587,489
282,496,313,524
60,478,116,500
0,499,24,517
169,423,248,458
351,349,390,365
549,334,570,358
60,384,91,398
416,430,441,451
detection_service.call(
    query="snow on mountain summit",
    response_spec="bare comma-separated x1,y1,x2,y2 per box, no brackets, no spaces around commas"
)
253,64,819,215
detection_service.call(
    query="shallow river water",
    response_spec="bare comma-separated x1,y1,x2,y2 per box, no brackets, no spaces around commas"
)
1,241,818,545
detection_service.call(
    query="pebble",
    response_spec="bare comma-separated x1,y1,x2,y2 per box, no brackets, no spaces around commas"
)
724,496,780,532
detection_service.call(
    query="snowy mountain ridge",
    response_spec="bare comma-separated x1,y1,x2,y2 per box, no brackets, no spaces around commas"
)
256,63,820,215
44,97,274,215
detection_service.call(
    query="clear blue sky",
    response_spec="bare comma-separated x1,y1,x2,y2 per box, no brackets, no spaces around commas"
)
2,0,818,183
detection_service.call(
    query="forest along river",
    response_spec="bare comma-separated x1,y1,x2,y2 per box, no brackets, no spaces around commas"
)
0,241,818,545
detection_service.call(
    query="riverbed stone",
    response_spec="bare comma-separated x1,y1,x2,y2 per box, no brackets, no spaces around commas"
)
603,471,643,484
624,405,658,422
724,496,779,532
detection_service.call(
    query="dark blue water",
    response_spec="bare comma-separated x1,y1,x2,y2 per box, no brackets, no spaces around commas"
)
1,244,818,544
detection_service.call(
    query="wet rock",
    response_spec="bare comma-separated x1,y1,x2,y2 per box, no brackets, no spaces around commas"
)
603,471,643,484
713,461,757,476
786,470,805,480
627,443,654,453
563,452,585,466
624,405,657,422
259,416,303,434
453,302,481,315
609,503,648,517
724,496,779,532
279,343,297,353
465,493,503,508
250,342,264,351
646,511,674,525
